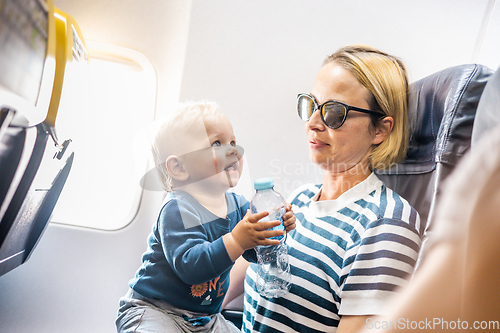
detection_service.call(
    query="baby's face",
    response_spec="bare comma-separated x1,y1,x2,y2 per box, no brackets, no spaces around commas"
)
180,113,244,192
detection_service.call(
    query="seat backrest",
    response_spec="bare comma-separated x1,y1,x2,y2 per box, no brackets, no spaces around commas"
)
375,64,493,266
0,120,74,277
472,64,500,146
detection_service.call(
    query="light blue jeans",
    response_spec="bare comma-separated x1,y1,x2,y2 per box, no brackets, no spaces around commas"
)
116,289,240,333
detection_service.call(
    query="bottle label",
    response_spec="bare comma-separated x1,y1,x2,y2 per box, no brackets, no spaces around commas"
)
252,205,286,241
267,206,286,240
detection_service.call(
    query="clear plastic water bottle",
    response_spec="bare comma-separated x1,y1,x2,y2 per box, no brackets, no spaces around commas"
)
250,177,291,298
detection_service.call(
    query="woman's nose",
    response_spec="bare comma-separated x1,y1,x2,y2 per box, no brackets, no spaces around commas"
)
307,108,325,130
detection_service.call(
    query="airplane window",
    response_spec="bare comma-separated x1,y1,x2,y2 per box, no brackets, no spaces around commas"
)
50,41,156,230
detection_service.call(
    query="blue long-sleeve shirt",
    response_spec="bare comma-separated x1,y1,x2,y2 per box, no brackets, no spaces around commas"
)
129,190,255,314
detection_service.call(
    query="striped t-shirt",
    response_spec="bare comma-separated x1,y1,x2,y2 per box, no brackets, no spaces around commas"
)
242,173,422,333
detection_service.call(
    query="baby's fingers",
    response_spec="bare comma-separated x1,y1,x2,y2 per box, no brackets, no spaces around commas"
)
283,215,296,232
283,210,294,220
255,230,282,246
247,210,269,223
260,229,285,240
255,220,281,231
257,238,281,246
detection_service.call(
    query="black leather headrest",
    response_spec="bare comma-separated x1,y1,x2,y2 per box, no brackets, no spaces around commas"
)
378,64,492,175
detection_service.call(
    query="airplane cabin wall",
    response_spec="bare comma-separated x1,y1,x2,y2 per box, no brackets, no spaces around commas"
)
179,0,500,200
0,1,499,332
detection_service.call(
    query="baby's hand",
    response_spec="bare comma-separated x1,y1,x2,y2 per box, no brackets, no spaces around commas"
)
283,203,296,233
231,210,282,251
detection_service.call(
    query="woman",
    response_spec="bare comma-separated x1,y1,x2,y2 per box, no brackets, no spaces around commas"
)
241,45,422,332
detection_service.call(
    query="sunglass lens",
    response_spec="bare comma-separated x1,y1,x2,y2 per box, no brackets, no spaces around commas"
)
322,103,346,129
298,95,315,121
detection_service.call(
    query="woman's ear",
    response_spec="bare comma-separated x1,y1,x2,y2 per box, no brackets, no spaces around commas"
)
372,116,394,145
166,155,189,181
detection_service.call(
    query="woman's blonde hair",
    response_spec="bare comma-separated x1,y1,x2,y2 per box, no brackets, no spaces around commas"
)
325,45,409,169
151,101,220,191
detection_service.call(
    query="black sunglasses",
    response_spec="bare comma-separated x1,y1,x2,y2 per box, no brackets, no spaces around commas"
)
297,93,385,129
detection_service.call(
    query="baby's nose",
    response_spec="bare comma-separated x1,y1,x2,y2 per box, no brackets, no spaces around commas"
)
226,145,238,155
225,144,244,161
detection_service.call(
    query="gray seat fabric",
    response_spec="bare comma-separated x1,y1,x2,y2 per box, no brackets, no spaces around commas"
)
375,64,493,267
472,64,500,146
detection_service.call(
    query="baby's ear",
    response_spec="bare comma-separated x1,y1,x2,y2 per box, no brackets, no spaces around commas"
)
166,155,189,181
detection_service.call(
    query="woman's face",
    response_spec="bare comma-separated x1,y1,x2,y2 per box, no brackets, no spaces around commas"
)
306,61,381,173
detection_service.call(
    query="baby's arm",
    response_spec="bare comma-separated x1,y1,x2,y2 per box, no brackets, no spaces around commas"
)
223,210,283,262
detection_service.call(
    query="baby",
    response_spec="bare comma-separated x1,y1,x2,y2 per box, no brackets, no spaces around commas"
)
116,101,295,332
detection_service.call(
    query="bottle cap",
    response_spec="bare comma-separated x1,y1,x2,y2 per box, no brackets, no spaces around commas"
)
254,177,274,190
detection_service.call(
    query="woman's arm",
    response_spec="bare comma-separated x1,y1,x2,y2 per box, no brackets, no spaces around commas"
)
222,256,250,309
359,242,463,333
338,315,373,333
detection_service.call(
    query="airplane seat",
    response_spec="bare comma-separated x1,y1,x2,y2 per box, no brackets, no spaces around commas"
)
0,2,80,277
0,113,74,277
375,63,493,268
0,111,25,206
471,63,500,147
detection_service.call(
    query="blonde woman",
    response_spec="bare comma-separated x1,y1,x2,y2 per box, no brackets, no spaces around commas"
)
241,45,422,333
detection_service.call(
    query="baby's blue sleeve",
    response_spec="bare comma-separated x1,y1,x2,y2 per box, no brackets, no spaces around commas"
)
157,199,234,285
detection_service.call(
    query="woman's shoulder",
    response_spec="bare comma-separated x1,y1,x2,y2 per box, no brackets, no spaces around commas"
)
287,183,322,207
373,180,421,232
377,181,414,210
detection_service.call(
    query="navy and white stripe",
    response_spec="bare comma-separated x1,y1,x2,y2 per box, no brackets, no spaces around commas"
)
243,173,421,332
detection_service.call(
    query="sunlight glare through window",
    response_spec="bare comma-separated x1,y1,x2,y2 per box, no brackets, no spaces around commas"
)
51,42,156,230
